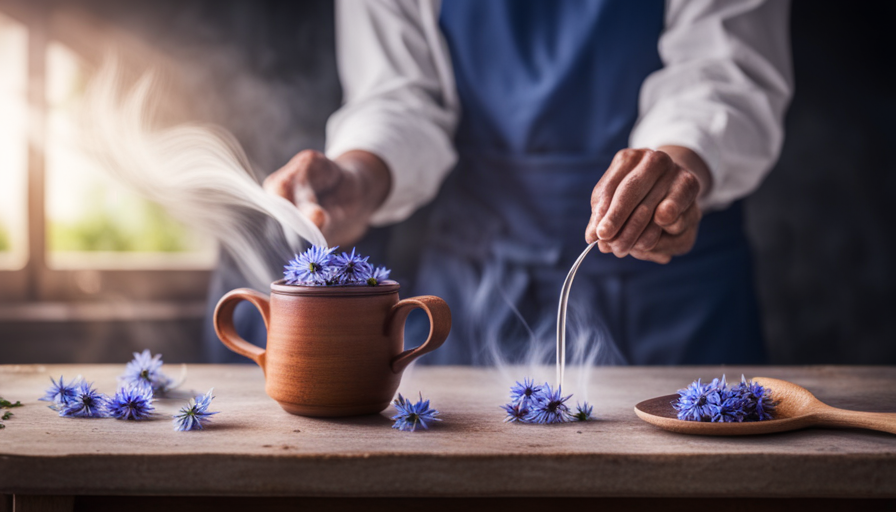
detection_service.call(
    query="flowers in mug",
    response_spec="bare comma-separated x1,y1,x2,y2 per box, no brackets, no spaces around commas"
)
283,245,391,286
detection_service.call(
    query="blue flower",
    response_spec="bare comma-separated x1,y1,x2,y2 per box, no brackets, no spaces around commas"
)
573,402,593,421
391,393,440,432
500,402,530,423
526,384,572,424
510,377,543,409
330,248,373,285
59,382,108,418
106,385,154,420
119,349,173,395
39,375,79,410
173,389,219,431
366,266,391,286
731,376,776,421
284,245,337,285
673,378,719,422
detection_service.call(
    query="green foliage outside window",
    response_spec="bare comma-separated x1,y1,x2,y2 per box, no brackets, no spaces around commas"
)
49,191,195,253
0,223,9,252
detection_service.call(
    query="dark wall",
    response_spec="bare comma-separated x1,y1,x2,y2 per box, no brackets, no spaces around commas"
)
745,1,896,364
44,0,896,365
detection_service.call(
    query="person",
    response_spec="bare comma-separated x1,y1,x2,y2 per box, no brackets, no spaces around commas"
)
238,0,793,365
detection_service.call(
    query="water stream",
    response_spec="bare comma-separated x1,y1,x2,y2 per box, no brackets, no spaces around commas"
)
555,241,598,390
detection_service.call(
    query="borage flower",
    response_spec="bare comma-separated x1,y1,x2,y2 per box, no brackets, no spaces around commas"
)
330,248,373,285
366,266,391,286
731,376,776,421
500,402,530,423
284,245,336,285
59,382,108,418
526,384,572,424
391,393,440,432
119,349,174,395
173,388,219,431
673,378,718,422
510,377,543,409
573,402,593,421
106,385,154,421
39,375,79,410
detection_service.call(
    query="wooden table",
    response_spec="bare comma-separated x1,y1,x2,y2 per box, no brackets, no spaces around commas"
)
1,364,895,511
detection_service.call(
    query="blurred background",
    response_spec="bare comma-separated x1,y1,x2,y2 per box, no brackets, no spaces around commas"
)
0,0,894,365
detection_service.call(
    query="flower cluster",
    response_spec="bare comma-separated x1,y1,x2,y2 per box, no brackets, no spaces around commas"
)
284,245,390,286
118,349,175,396
673,375,777,423
391,393,440,432
501,377,593,424
38,350,219,431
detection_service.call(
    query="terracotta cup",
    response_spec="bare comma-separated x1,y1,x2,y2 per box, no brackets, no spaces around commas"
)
213,280,450,417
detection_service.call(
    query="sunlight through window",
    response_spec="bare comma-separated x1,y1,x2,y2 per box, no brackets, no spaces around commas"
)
0,12,29,270
44,42,216,269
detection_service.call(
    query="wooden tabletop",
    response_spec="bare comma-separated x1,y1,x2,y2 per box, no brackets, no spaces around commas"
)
1,364,895,498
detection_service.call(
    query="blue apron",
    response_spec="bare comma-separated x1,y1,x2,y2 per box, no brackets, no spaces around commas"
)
405,0,766,365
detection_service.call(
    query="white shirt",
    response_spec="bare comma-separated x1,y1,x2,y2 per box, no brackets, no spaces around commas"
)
326,0,793,226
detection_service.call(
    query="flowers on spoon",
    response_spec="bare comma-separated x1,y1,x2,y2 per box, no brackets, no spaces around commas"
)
673,375,777,423
283,245,391,286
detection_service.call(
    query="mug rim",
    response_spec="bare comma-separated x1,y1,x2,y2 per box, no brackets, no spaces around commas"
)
270,279,400,296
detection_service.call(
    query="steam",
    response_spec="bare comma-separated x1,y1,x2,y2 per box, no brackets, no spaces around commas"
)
81,60,325,288
441,256,626,401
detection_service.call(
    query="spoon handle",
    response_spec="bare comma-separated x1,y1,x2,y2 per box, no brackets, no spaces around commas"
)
814,408,896,435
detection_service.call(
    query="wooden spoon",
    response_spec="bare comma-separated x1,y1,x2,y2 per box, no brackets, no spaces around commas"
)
634,377,896,436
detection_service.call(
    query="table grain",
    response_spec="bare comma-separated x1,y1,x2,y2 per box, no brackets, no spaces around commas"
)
1,364,895,499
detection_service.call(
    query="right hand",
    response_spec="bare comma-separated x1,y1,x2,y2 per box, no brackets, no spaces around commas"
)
263,149,391,248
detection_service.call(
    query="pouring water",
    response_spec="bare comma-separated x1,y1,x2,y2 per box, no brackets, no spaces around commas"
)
555,241,598,389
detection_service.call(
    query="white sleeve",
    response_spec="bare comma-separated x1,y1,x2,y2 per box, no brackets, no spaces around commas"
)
326,0,459,226
630,0,794,211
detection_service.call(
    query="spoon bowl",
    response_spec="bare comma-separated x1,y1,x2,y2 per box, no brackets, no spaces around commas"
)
634,377,896,436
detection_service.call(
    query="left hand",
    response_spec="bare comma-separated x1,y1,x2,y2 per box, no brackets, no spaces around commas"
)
584,146,710,264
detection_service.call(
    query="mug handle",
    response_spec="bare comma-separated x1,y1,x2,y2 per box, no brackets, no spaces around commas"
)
388,295,451,374
213,288,270,371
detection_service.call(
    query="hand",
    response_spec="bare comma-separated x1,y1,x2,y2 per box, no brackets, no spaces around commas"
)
263,149,391,248
584,146,710,264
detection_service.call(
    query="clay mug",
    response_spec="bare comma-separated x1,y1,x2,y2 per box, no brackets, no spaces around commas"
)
213,279,450,417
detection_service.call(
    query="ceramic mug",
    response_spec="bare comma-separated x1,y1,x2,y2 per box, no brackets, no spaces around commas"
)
213,279,450,417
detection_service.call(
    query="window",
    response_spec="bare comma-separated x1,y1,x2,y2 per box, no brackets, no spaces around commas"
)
0,12,28,273
0,5,215,306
